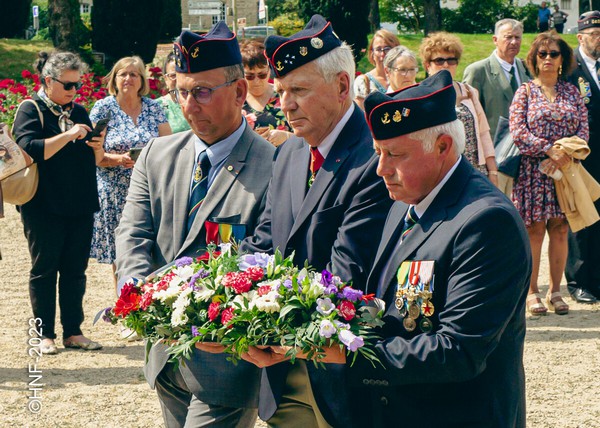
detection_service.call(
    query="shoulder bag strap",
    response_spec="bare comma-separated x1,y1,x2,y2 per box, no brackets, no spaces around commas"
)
11,99,44,134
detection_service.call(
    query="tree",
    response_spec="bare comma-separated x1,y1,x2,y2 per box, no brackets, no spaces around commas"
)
48,0,89,51
92,0,163,66
369,0,381,32
159,0,182,42
0,0,32,38
422,0,441,34
298,0,371,63
379,0,425,33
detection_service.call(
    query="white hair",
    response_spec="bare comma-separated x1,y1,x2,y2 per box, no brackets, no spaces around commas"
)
408,119,465,155
313,42,356,99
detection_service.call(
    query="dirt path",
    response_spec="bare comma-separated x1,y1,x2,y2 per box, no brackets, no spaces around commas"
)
0,206,599,427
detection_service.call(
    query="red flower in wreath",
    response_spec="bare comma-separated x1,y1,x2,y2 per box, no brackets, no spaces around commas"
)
221,307,235,327
208,302,221,321
337,300,356,321
222,272,252,294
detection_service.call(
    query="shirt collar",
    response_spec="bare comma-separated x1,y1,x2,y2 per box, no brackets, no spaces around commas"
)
194,117,246,164
413,156,462,218
493,50,516,72
311,103,354,159
580,47,598,70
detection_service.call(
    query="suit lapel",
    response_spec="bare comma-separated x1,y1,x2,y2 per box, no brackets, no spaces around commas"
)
290,144,310,220
489,55,514,105
575,49,600,97
173,133,196,254
371,158,473,298
178,125,254,256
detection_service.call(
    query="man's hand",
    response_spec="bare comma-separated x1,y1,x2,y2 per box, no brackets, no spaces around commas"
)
195,342,226,354
241,345,291,368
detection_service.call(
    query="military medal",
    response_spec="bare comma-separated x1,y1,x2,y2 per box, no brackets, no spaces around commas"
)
579,77,592,104
193,163,202,182
419,317,433,333
403,317,416,332
396,260,436,332
408,301,420,319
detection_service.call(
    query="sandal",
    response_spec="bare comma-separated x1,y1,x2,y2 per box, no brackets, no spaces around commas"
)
63,336,103,351
546,292,569,315
526,293,548,315
40,338,58,355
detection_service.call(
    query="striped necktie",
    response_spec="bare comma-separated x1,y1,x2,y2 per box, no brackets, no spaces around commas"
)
187,151,211,232
400,206,419,242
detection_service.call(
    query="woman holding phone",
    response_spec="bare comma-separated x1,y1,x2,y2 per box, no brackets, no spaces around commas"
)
89,56,171,294
12,51,105,354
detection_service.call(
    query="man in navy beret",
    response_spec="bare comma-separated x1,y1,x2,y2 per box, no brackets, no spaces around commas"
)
347,70,531,428
238,14,392,428
115,21,275,427
566,11,600,303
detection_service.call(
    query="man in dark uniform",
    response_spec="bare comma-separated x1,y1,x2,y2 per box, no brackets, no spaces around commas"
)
566,11,600,303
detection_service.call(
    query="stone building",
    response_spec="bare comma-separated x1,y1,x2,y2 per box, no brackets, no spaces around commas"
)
182,0,259,33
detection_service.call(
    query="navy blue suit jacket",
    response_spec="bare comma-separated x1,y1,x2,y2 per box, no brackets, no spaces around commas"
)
348,158,531,428
240,105,392,425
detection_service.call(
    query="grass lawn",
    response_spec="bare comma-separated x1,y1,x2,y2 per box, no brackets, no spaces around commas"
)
357,32,580,80
0,38,53,79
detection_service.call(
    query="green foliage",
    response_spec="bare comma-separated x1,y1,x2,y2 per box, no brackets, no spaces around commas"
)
265,0,299,20
298,0,371,62
270,12,305,37
91,0,163,67
159,0,182,42
380,0,424,33
0,0,32,38
48,0,91,51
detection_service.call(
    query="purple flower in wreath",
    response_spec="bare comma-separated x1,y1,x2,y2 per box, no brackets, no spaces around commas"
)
175,256,194,267
283,279,293,290
101,307,113,323
320,270,338,294
339,286,363,302
191,326,200,337
238,252,275,270
339,329,364,352
316,297,335,315
189,269,210,290
319,319,336,338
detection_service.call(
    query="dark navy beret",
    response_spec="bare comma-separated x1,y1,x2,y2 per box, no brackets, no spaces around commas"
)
173,21,242,73
264,14,341,78
578,11,600,31
365,70,457,140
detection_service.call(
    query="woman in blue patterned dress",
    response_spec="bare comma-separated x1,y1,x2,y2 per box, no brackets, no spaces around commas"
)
90,56,171,287
510,32,588,316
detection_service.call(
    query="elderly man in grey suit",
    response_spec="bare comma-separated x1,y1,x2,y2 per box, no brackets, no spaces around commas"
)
463,18,529,196
115,22,275,428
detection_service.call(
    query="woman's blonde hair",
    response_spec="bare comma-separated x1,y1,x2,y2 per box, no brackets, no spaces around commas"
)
367,29,401,66
103,56,149,96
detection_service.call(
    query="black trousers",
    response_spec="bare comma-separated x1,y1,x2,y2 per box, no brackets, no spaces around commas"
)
21,207,94,340
566,198,600,297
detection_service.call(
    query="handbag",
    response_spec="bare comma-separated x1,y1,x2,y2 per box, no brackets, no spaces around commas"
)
493,116,521,178
0,99,42,205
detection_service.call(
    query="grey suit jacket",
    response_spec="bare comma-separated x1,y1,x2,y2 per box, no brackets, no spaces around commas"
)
115,124,275,409
463,52,530,138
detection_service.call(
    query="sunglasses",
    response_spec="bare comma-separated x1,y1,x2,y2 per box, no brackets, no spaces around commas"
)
245,72,269,81
173,80,237,105
431,57,459,66
51,77,82,91
537,50,561,59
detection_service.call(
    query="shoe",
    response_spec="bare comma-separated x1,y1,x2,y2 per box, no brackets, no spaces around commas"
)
569,287,597,304
546,292,569,315
40,338,58,355
63,336,103,351
526,293,547,315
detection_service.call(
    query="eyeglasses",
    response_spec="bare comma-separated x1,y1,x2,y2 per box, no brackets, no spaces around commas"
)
537,50,561,59
117,72,140,79
431,57,459,66
390,67,418,76
245,72,269,81
51,77,82,91
373,47,392,54
165,72,176,81
173,80,237,105
581,31,600,38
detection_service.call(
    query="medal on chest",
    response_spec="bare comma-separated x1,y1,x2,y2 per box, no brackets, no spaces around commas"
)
395,260,435,333
579,77,592,104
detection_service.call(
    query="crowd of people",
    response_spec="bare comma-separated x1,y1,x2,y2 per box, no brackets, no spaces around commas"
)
6,9,600,428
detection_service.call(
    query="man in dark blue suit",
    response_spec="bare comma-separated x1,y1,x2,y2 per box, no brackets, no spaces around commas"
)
237,14,392,428
348,70,531,428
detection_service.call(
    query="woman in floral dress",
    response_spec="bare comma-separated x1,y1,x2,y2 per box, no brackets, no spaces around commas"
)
240,39,291,147
510,32,588,316
90,56,171,288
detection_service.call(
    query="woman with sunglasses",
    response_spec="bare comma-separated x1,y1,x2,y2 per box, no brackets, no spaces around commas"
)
158,52,190,133
12,51,106,354
240,39,291,147
419,32,499,184
89,56,171,298
510,32,586,316
354,29,400,110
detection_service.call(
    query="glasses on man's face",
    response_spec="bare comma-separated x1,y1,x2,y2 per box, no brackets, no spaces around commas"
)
390,67,418,76
582,31,600,39
373,47,392,54
537,50,561,59
431,57,459,66
117,72,140,80
173,80,237,105
165,72,176,81
245,72,269,81
51,77,82,91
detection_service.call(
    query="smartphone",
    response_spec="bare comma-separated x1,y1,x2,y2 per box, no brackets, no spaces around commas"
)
129,147,143,162
88,112,111,139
